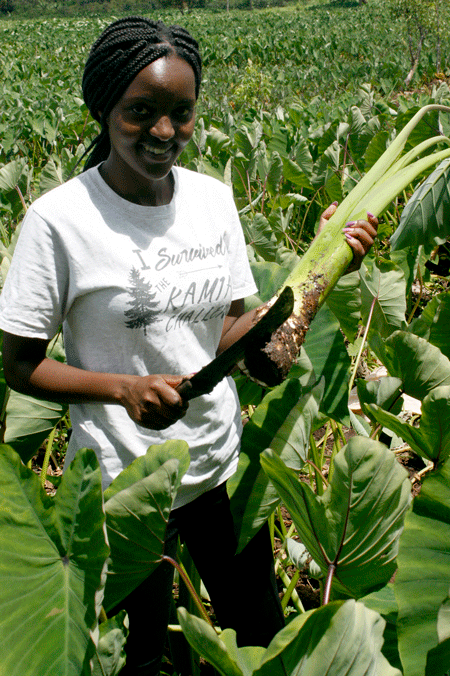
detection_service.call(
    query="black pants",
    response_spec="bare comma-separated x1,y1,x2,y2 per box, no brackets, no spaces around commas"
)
116,482,285,675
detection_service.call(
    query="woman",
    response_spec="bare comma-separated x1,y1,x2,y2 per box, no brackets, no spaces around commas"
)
0,17,377,675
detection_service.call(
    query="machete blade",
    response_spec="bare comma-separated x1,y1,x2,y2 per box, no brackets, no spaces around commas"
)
177,286,294,401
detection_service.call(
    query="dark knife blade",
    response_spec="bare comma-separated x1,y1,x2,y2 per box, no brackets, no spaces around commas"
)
176,286,294,401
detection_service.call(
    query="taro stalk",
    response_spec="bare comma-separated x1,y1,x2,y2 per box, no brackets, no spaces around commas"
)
242,104,450,387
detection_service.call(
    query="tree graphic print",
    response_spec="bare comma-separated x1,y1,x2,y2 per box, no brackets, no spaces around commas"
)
124,267,160,336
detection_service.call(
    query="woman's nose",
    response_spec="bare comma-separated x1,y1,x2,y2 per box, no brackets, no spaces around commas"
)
150,115,175,140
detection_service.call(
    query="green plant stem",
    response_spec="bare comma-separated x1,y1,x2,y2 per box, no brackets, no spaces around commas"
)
41,426,57,489
277,566,305,614
327,421,344,484
306,459,329,488
162,555,215,630
322,564,336,606
348,295,376,394
407,264,424,324
277,504,288,539
309,433,325,496
281,568,301,612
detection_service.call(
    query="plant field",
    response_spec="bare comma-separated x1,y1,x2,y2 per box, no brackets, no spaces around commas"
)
1,2,450,675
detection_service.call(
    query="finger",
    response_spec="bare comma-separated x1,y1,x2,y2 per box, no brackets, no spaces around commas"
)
343,220,377,244
367,212,379,232
321,201,339,221
343,226,375,249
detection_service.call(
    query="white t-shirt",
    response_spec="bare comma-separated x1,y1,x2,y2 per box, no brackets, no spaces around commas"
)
0,166,257,507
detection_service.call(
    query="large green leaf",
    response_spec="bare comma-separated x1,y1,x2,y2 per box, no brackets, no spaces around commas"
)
256,600,401,676
380,331,450,400
391,158,450,252
249,261,290,302
325,270,361,343
0,446,108,675
261,437,411,599
360,259,407,340
104,439,190,501
303,303,351,424
4,390,67,463
395,457,450,676
179,601,401,676
357,376,403,424
104,456,187,611
228,377,305,552
409,293,450,361
91,611,129,676
368,385,450,468
0,158,28,192
362,585,402,672
230,380,324,553
177,609,250,676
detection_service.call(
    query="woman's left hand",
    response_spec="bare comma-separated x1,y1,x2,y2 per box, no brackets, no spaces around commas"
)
319,202,378,273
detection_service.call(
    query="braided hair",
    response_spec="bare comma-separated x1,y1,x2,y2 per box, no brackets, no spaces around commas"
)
81,16,202,170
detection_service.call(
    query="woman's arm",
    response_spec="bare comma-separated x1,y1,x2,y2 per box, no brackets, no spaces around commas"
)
2,332,188,431
218,209,378,354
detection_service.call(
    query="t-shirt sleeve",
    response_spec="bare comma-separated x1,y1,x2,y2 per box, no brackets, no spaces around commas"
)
224,186,258,301
0,207,69,339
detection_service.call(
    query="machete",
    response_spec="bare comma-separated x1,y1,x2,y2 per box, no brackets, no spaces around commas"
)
176,285,294,401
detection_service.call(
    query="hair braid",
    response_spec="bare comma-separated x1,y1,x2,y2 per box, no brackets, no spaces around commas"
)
81,16,201,171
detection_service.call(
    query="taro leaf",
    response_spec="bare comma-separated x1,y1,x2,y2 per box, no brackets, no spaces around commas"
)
177,609,247,676
395,457,450,676
249,261,290,302
381,331,450,401
229,379,324,554
104,457,186,611
179,601,401,676
0,446,108,676
360,259,407,340
368,386,450,468
391,158,450,253
362,585,402,672
409,293,450,360
39,157,64,195
104,439,190,501
4,390,67,464
286,538,323,579
303,303,351,424
0,158,27,192
425,598,450,676
241,213,278,261
325,270,361,343
357,376,403,423
91,611,129,676
255,600,401,676
261,437,411,599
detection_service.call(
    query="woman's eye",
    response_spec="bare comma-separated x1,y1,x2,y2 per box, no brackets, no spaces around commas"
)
174,106,193,121
130,104,151,116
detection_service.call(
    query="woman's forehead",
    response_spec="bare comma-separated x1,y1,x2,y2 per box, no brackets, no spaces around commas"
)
123,54,197,102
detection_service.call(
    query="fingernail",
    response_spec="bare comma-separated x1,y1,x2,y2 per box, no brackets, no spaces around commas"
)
367,212,375,219
332,201,339,206
344,233,353,240
345,221,356,227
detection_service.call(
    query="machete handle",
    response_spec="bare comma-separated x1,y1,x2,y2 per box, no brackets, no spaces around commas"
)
176,378,194,400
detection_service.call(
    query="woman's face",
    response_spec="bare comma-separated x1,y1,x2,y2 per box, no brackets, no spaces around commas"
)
102,52,197,202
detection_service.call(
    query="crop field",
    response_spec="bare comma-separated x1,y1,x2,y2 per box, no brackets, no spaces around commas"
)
1,1,450,675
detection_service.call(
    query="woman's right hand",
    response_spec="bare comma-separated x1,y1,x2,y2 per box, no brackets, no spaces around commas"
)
2,332,189,431
119,374,189,430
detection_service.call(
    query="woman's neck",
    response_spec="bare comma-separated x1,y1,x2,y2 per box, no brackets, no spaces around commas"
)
99,161,174,207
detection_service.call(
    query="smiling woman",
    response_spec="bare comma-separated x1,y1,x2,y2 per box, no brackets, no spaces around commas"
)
0,14,377,675
0,15,287,676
